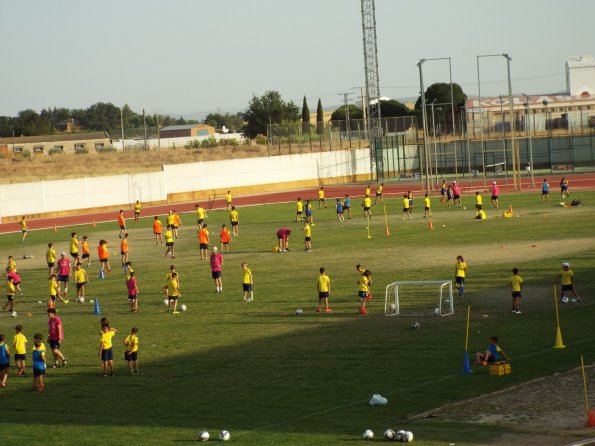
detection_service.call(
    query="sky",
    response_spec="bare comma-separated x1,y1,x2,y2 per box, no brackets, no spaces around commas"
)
1,0,594,118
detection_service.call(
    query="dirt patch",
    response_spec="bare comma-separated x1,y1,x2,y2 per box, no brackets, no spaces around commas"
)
416,365,595,445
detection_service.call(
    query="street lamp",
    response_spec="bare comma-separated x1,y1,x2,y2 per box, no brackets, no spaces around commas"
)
522,94,535,187
120,107,125,151
430,99,439,184
477,53,519,190
418,57,457,193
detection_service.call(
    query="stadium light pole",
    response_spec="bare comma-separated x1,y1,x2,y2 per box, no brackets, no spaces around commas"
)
522,93,535,187
120,107,125,151
430,99,439,184
417,59,431,194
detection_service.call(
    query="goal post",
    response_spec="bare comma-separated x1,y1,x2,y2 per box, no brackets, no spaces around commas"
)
384,280,454,317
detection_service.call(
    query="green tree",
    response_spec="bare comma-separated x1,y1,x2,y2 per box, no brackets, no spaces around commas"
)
316,98,324,135
205,113,227,129
243,91,299,139
380,99,412,118
414,83,466,132
13,109,52,136
301,96,310,133
330,104,364,121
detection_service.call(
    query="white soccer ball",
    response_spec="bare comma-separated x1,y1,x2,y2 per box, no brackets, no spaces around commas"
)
388,303,396,311
163,298,169,306
79,297,85,303
295,308,303,315
411,321,420,330
89,299,94,303
218,430,230,441
434,307,440,316
198,431,209,442
561,296,569,304
463,206,467,210
362,429,374,440
38,301,42,304
10,311,17,318
395,430,406,441
570,298,577,303
384,429,396,441
403,431,414,442
180,304,187,312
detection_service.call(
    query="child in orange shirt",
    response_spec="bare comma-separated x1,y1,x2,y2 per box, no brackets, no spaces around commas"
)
220,224,232,254
153,216,163,245
120,233,129,266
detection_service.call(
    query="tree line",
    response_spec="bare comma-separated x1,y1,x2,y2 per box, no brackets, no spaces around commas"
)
0,82,466,140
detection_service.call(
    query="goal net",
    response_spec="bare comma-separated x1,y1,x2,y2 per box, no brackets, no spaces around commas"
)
384,280,454,317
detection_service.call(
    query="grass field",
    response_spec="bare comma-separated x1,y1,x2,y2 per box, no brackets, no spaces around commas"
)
1,191,594,445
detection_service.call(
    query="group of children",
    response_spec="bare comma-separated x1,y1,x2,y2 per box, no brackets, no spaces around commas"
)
0,326,47,391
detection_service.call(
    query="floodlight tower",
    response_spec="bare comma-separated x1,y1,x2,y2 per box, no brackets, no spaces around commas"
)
361,0,382,180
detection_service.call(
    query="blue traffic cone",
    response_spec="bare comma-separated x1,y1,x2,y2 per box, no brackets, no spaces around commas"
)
99,268,105,280
94,298,101,315
462,351,473,374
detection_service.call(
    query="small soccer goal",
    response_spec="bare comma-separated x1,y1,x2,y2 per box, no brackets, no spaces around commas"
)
385,280,454,317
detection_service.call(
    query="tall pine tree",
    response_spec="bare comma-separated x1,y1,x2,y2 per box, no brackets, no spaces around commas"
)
301,96,310,133
316,98,324,135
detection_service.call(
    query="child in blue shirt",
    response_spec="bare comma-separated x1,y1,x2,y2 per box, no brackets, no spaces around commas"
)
0,334,9,388
32,333,46,391
476,336,505,366
336,199,344,222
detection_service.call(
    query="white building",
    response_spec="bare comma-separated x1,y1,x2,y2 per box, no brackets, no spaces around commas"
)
566,55,595,97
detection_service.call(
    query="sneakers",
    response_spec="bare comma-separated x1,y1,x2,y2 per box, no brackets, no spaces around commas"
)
359,308,368,315
515,310,522,314
316,307,321,313
172,311,180,314
62,360,68,367
324,308,333,313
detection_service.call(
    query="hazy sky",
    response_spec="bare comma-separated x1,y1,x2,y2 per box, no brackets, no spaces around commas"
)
1,0,594,117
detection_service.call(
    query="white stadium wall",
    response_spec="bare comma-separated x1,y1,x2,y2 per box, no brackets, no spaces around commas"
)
0,149,371,219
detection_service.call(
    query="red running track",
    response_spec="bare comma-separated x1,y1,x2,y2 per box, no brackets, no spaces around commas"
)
1,172,594,234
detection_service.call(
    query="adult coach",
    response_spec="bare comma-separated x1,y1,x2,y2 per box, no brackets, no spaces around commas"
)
452,181,462,208
210,247,224,293
276,227,292,252
489,181,500,208
47,308,67,368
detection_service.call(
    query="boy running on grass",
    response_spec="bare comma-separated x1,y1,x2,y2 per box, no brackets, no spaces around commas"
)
74,264,88,303
98,240,111,274
127,272,139,312
20,216,28,242
343,194,352,219
402,194,411,220
242,262,253,302
31,334,46,391
47,308,67,368
195,204,206,230
124,328,139,374
4,276,16,313
220,224,232,254
336,198,344,222
363,195,372,219
13,325,27,376
153,216,163,245
70,232,80,267
316,267,332,313
99,324,117,376
510,267,523,314
163,272,181,313
118,210,126,239
48,273,66,309
81,236,91,266
164,228,175,259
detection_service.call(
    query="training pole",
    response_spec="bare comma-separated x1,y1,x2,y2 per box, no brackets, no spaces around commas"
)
553,285,566,349
367,214,371,239
383,203,390,237
581,355,591,417
463,304,472,374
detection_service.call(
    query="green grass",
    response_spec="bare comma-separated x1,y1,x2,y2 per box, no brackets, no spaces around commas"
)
1,191,595,445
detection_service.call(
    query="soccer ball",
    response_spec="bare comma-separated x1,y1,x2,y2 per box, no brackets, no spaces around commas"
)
218,430,231,441
384,429,396,440
433,307,440,316
295,308,303,315
403,431,414,442
163,298,169,306
463,206,467,210
570,298,577,303
561,296,569,304
180,304,187,312
198,431,209,442
362,429,374,440
388,303,396,311
78,297,85,303
395,430,406,441
10,311,17,318
411,321,420,330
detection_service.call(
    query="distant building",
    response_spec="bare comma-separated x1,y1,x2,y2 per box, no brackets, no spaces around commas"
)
0,132,111,156
54,118,85,133
566,55,595,97
159,124,215,138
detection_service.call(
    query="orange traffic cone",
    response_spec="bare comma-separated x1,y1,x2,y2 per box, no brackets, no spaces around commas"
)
428,217,434,230
53,223,58,232
92,219,96,228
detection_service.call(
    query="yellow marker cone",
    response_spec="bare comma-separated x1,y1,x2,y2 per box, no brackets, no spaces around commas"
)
554,326,566,349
